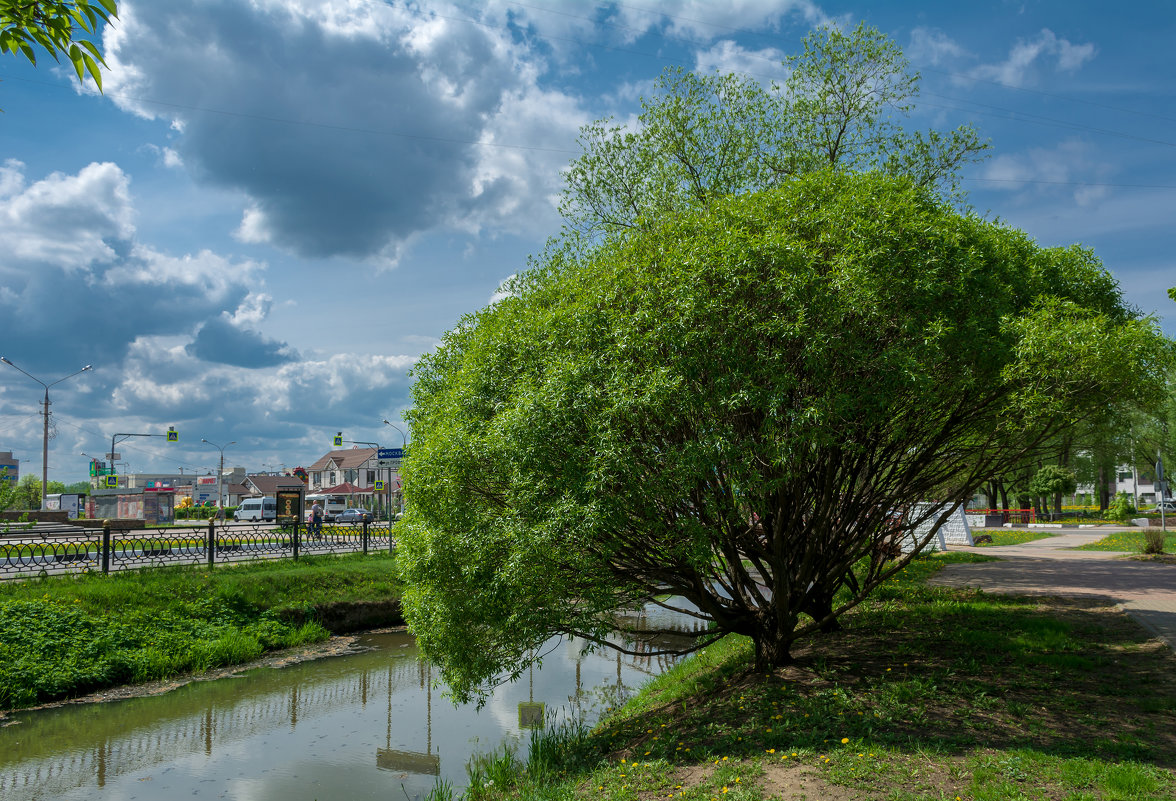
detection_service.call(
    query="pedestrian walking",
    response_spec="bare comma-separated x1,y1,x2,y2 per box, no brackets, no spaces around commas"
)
311,501,324,539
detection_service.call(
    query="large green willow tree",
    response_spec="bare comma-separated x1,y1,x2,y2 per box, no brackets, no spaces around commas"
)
398,171,1172,701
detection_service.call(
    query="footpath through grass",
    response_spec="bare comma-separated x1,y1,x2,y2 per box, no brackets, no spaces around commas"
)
0,552,403,711
464,553,1176,801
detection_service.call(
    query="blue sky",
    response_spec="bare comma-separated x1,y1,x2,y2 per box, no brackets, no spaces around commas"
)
1,0,1173,484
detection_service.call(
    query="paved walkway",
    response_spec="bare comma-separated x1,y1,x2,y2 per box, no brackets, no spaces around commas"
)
929,530,1176,652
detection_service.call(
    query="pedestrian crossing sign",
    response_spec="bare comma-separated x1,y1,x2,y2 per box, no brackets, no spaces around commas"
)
374,480,385,491
105,475,118,488
333,432,343,447
167,427,178,442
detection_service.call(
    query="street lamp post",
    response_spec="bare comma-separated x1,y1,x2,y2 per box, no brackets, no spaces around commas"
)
1,357,92,510
201,439,236,521
382,420,407,518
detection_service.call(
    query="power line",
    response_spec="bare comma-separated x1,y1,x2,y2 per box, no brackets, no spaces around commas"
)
962,176,1176,190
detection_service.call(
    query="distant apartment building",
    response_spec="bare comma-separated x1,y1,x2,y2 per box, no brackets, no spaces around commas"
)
0,451,17,483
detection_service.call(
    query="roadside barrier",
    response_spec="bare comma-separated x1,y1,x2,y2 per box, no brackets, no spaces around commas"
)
0,519,395,580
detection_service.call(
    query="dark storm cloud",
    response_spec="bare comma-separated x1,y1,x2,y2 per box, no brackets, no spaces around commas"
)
187,316,299,368
104,0,535,260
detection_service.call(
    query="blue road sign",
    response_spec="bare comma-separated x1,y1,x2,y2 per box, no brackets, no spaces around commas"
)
378,448,404,459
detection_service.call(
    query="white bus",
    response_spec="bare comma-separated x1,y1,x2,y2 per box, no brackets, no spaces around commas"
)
305,494,348,522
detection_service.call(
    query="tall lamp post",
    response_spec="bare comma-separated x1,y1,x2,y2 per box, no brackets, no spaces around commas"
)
1,357,92,510
382,420,407,519
201,439,235,521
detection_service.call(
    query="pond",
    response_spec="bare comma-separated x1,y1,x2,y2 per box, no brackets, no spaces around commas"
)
0,604,702,800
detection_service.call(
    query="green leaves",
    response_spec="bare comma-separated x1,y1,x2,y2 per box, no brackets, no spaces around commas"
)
1,1,118,92
560,22,988,243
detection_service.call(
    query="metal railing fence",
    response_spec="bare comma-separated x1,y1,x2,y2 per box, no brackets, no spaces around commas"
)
0,520,394,580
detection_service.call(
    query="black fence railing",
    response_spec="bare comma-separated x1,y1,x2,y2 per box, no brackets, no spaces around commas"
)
0,520,395,580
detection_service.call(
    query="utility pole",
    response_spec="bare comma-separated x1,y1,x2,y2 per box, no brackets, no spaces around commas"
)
201,439,235,521
1,357,91,510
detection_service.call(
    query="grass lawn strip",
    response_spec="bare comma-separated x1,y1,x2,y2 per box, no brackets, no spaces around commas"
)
1076,530,1176,553
0,552,402,711
463,553,1176,801
973,530,1059,547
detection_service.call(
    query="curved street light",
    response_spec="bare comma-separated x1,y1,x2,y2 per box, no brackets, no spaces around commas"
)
381,420,408,519
201,438,236,521
1,357,92,510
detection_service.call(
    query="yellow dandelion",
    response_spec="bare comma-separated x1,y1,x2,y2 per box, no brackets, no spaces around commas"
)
767,748,776,754
841,738,849,744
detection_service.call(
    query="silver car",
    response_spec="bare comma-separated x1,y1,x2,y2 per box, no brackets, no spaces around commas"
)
335,508,374,524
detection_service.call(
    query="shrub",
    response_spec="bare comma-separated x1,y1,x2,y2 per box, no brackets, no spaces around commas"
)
1105,492,1137,524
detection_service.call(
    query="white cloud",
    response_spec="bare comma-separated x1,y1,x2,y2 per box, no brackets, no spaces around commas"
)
0,161,134,271
980,139,1111,205
102,0,586,261
694,41,789,82
907,27,969,67
967,29,1096,87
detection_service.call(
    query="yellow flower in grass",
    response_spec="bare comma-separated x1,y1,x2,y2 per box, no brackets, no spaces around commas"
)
841,738,849,744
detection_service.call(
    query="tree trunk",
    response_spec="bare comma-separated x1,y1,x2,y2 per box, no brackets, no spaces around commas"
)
752,631,793,671
801,592,843,634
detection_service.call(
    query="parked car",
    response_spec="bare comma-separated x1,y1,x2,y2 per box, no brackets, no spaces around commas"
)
1148,500,1176,513
335,508,374,524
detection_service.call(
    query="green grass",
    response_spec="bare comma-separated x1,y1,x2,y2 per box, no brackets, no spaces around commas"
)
1076,530,1176,553
973,529,1059,547
0,552,403,710
462,553,1176,800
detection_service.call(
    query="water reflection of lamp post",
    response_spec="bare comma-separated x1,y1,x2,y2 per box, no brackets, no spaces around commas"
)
377,658,440,775
1,357,92,510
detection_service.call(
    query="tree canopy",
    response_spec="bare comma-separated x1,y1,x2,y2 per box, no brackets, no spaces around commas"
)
398,171,1173,702
1,0,116,90
560,22,987,243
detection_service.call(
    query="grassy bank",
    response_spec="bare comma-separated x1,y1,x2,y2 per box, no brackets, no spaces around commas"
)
0,553,402,710
465,554,1176,800
1076,530,1176,553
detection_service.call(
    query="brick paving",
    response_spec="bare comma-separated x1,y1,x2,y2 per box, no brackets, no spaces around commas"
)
929,530,1176,652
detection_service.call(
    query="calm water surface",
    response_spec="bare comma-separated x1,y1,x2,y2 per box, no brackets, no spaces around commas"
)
0,605,697,801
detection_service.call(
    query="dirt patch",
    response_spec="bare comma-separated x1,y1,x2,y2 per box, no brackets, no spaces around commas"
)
1130,553,1176,565
757,762,860,801
0,626,406,723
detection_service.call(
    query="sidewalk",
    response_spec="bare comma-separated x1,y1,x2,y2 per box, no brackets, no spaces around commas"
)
929,531,1176,652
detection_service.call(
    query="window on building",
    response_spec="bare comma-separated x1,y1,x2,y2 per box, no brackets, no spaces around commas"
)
1118,472,1134,482
367,470,375,484
330,472,337,485
313,472,321,485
